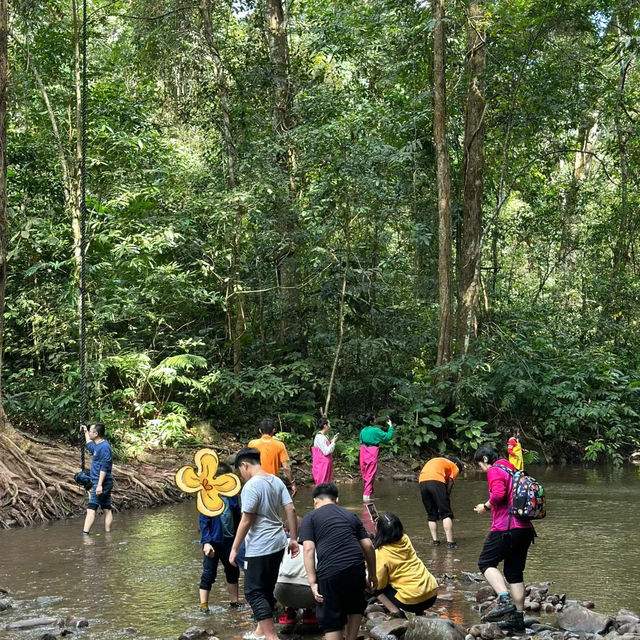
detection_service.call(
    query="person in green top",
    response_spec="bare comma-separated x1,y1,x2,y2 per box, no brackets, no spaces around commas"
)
359,416,394,502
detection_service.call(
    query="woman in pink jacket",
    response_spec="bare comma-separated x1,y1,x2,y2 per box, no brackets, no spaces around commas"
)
473,445,535,633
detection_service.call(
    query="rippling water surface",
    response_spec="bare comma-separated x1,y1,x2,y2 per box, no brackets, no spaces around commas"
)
1,464,639,639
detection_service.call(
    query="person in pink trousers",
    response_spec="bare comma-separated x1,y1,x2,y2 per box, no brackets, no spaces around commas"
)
311,417,339,484
359,416,394,502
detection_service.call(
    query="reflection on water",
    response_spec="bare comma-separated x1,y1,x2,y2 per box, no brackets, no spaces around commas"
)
0,465,639,639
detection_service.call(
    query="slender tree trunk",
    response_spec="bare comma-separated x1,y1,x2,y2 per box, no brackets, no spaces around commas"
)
0,0,8,425
263,0,300,348
199,0,245,373
432,0,453,366
456,0,486,355
324,246,349,418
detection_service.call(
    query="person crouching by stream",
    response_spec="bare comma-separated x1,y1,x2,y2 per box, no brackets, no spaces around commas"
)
473,445,535,633
359,416,394,502
80,422,113,535
275,516,318,627
198,463,243,614
373,512,439,617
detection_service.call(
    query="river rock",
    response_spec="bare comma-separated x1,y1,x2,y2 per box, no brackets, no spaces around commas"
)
40,634,57,640
392,474,417,482
462,572,485,583
475,586,496,604
532,623,559,632
370,618,410,640
617,618,640,628
36,596,64,607
179,628,215,640
0,596,13,612
618,624,640,635
366,604,387,615
618,611,640,621
367,612,388,624
438,594,455,602
558,605,615,635
405,616,466,640
7,617,63,630
467,623,502,640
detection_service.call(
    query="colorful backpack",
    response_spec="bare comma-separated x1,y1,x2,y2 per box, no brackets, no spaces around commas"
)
495,464,546,521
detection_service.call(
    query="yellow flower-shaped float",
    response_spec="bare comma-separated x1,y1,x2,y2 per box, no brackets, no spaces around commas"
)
175,448,241,516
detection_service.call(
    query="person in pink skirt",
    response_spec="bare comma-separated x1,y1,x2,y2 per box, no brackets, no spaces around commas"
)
359,416,394,502
312,417,338,485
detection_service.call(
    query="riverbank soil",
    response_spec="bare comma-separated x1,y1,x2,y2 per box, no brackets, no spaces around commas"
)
0,422,184,528
0,423,414,529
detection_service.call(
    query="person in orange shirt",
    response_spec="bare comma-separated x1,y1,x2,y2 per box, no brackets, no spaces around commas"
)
418,456,463,549
248,419,297,497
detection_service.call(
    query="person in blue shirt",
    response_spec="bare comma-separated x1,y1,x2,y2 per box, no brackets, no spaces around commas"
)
80,422,114,534
199,463,243,613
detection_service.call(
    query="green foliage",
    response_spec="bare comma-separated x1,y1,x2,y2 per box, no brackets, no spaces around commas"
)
4,0,640,466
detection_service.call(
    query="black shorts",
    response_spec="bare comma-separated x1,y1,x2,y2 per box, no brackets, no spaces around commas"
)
317,563,367,632
419,480,453,521
378,585,437,615
478,528,535,584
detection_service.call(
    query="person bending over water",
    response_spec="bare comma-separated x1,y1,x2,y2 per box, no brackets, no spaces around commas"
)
373,512,438,617
473,445,535,633
359,416,394,502
299,482,377,640
418,455,463,548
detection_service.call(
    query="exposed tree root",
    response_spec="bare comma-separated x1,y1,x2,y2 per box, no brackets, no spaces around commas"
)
0,423,184,529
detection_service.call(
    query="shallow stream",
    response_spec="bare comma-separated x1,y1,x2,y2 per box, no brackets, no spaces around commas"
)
1,464,639,640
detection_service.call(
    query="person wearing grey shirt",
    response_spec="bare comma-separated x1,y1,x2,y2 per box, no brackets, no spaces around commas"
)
230,448,299,640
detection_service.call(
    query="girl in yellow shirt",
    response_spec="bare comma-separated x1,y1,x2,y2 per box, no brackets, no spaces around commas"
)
373,512,439,616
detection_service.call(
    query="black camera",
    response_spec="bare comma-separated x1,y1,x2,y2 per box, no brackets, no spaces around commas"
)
74,470,92,491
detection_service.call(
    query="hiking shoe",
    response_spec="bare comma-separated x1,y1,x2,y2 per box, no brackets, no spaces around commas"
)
446,541,457,549
483,594,516,622
278,609,297,625
498,610,525,632
199,604,210,615
431,540,441,547
302,609,318,625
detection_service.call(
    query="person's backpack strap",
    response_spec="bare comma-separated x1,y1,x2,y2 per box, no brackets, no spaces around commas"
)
493,463,515,530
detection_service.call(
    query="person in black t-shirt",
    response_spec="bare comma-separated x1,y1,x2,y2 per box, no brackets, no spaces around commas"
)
299,483,377,640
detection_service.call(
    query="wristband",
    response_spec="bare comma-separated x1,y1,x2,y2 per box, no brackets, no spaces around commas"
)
484,502,491,510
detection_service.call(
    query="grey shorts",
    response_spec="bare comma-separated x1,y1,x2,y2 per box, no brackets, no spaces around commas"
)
274,582,316,610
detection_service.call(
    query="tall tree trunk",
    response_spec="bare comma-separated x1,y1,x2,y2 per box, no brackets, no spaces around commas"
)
432,0,453,366
71,0,84,322
263,0,300,349
199,0,245,373
0,0,8,425
456,0,486,355
612,17,630,272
